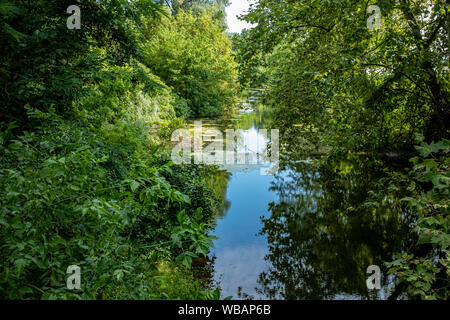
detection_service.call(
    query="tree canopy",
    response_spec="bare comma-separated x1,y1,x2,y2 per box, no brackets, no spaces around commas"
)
239,0,449,153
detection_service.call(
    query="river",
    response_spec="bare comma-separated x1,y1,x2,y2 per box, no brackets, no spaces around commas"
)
189,93,411,300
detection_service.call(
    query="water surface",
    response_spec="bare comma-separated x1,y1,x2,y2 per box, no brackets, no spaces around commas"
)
193,98,411,300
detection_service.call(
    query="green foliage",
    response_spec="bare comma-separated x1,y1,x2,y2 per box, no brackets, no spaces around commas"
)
0,0,165,124
0,108,220,299
156,0,230,28
239,0,449,153
386,139,449,300
0,0,235,300
231,30,270,89
142,10,239,118
72,56,176,125
173,209,218,268
236,1,449,299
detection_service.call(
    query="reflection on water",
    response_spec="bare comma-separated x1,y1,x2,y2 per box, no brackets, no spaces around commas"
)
199,96,412,300
210,169,275,299
257,157,413,300
187,103,278,175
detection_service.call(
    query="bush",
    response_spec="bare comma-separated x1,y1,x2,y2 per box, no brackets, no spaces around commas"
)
0,107,218,299
386,138,449,300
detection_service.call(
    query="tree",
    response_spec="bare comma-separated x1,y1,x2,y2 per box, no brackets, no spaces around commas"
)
239,0,449,153
156,0,229,28
257,156,413,299
142,10,238,117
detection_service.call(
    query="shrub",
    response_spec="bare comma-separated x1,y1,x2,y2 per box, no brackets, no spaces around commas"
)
0,107,218,299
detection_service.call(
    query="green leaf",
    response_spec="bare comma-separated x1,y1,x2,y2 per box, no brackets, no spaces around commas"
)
130,180,140,192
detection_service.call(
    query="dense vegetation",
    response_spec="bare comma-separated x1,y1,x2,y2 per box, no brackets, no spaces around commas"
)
237,0,449,299
0,0,448,301
0,0,236,299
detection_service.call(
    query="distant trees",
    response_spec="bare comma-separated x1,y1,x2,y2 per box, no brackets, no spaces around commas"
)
142,10,238,118
156,0,229,27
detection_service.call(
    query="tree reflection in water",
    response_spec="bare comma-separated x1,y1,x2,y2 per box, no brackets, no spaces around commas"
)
257,155,415,300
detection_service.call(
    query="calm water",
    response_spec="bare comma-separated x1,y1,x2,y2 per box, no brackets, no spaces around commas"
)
192,96,411,300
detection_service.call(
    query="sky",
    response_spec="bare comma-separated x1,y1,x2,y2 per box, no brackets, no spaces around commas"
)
226,0,255,33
